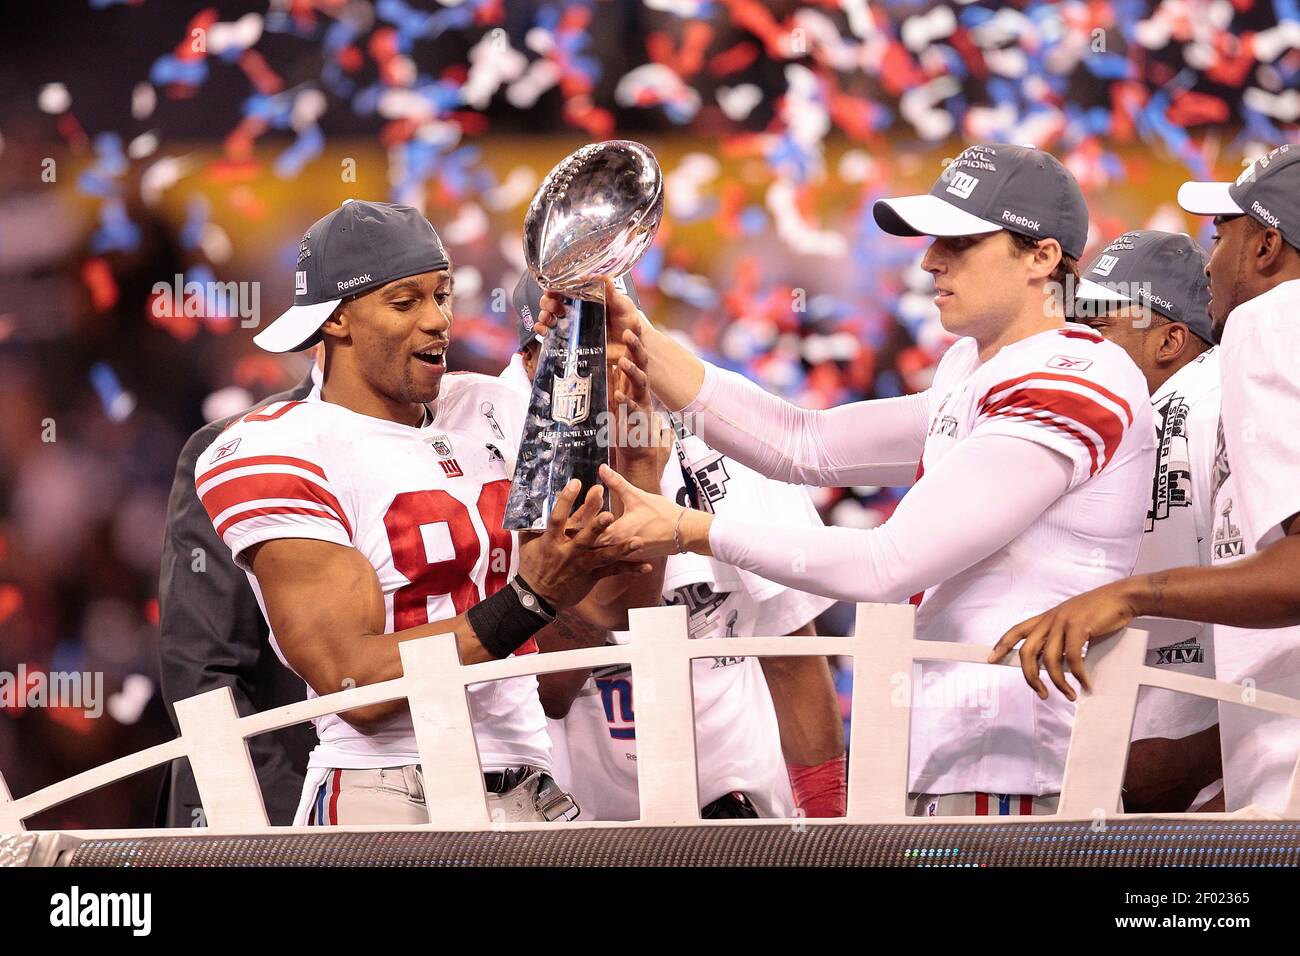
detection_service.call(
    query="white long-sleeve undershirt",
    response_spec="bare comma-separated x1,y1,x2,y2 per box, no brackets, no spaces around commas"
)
707,432,1073,605
683,362,930,488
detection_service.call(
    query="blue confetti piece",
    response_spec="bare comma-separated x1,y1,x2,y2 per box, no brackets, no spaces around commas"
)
149,54,208,88
89,362,136,422
275,125,326,179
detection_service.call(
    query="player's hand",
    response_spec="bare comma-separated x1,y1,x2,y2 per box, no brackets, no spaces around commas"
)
987,580,1140,701
517,478,652,608
593,463,685,560
610,357,674,481
538,276,647,370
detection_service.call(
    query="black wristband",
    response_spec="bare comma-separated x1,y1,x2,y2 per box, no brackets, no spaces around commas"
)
512,573,557,620
467,580,549,659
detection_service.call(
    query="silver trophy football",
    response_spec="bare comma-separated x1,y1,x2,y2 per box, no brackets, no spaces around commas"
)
504,140,664,530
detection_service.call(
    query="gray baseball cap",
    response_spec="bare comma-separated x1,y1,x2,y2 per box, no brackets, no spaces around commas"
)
511,271,642,350
1076,230,1214,344
873,143,1090,260
255,199,451,353
1178,143,1300,252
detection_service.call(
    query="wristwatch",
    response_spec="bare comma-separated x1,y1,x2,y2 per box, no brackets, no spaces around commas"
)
509,576,557,624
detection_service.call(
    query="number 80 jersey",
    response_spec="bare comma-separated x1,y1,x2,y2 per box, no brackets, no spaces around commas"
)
195,372,549,773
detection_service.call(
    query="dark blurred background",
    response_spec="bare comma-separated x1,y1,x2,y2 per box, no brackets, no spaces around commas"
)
0,0,1297,829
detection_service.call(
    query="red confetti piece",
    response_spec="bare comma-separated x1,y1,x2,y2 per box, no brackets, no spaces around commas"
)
1205,33,1256,88
1167,90,1231,126
227,186,267,220
451,110,489,136
81,258,119,313
177,8,218,62
0,585,21,626
239,49,284,96
233,354,291,390
337,45,364,74
47,706,96,735
145,291,200,341
708,41,759,77
473,0,503,27
144,598,160,628
55,113,90,152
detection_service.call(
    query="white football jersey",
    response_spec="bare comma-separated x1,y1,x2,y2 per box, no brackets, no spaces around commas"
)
1209,279,1300,813
909,324,1154,796
1130,348,1220,741
548,455,835,820
196,372,550,773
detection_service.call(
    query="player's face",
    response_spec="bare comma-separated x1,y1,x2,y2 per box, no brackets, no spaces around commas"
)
1206,215,1251,336
921,231,1027,337
343,270,453,405
1075,306,1162,394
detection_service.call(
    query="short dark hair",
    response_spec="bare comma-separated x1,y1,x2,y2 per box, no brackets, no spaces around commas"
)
1007,230,1080,284
1008,230,1081,316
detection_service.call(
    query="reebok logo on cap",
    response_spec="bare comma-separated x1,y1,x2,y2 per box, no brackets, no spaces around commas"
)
1001,210,1041,231
337,273,373,292
1251,201,1280,228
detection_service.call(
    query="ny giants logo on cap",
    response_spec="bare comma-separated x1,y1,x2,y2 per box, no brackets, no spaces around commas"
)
295,271,308,296
945,172,979,200
1091,255,1120,276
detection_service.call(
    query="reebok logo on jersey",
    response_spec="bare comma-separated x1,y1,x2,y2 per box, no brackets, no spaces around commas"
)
337,273,373,292
945,172,979,199
1251,201,1280,228
1048,354,1093,371
1001,210,1041,231
1091,255,1120,277
211,437,242,463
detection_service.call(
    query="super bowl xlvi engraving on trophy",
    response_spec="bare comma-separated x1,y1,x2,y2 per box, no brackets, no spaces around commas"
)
503,140,665,530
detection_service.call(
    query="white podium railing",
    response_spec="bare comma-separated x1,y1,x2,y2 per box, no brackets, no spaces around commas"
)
4,602,1300,834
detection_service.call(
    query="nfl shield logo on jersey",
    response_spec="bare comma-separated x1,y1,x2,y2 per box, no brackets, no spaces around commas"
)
428,435,454,458
552,365,592,426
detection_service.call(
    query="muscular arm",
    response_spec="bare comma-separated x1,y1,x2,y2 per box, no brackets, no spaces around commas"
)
1121,518,1300,628
991,518,1300,701
533,613,613,719
758,622,844,766
247,537,498,731
246,481,644,731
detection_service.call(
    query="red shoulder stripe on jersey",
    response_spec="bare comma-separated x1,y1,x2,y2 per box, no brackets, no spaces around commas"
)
242,400,307,423
215,505,345,541
1059,328,1104,343
985,408,1100,475
978,371,1134,424
981,385,1124,471
197,454,329,487
200,472,353,539
983,383,1125,469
